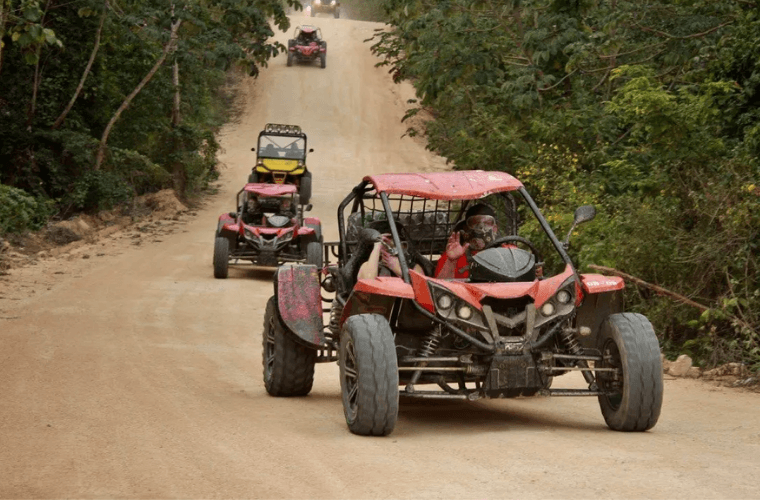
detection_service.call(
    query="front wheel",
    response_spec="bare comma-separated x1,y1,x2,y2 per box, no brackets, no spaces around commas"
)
306,241,322,269
596,313,663,431
340,314,399,436
248,171,259,183
334,9,340,18
320,54,326,69
299,171,312,204
262,297,316,396
213,236,229,279
286,53,293,67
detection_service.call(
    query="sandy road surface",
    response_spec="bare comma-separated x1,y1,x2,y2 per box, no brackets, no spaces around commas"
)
1,15,759,500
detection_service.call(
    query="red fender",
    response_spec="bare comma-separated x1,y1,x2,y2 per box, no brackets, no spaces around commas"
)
275,264,325,348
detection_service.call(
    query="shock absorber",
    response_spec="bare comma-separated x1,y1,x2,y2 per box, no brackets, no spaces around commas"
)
407,327,442,390
560,323,596,386
327,297,344,340
559,326,582,355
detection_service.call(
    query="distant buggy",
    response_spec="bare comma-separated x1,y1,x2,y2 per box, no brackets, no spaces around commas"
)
249,124,314,204
287,25,327,68
310,0,340,18
213,183,322,278
262,170,664,436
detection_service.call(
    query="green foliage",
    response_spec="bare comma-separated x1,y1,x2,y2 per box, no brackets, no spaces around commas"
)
68,171,132,211
0,184,53,234
374,0,760,369
0,0,300,217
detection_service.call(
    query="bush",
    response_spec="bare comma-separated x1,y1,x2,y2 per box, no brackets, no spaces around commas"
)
0,184,53,234
68,171,133,212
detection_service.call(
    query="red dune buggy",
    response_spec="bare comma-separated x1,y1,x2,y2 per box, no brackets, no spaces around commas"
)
213,183,322,279
287,25,326,68
262,171,663,436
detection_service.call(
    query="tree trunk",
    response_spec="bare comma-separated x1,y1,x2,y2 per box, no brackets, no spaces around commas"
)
52,1,108,130
172,59,180,126
26,0,52,130
94,17,182,170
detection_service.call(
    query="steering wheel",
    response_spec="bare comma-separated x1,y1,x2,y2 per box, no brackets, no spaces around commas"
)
482,235,543,266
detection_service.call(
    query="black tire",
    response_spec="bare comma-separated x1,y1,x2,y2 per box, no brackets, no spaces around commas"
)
596,313,663,432
248,171,258,183
305,221,322,242
339,314,399,436
306,241,323,268
213,236,229,279
299,172,312,204
262,297,316,396
334,9,340,18
287,53,293,67
320,54,326,69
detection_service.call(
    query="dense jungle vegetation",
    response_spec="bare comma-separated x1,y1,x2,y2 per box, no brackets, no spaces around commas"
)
0,0,306,219
0,0,757,368
369,0,759,368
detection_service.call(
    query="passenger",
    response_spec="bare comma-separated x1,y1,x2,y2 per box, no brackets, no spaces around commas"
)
435,203,498,279
357,220,424,280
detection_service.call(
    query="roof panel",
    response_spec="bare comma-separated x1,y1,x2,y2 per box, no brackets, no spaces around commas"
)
364,170,523,200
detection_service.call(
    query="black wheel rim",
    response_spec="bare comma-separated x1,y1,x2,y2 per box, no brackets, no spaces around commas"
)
342,338,359,420
264,316,276,381
599,338,623,410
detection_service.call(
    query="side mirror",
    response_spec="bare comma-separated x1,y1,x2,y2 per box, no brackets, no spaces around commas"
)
250,147,255,152
563,205,596,249
308,148,314,153
303,203,313,212
573,205,596,225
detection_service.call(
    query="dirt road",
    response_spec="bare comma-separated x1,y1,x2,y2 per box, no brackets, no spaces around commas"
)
1,15,759,499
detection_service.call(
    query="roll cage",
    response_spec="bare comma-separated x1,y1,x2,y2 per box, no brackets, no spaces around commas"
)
333,171,581,286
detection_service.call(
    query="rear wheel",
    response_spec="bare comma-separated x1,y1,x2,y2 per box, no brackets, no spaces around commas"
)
320,54,326,69
596,313,663,431
306,241,323,268
287,53,293,67
262,297,316,396
213,236,229,279
340,314,399,436
299,172,312,204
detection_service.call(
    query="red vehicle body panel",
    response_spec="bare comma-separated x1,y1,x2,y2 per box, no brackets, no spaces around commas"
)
244,183,297,196
291,43,325,56
365,170,523,200
579,274,625,294
276,265,325,348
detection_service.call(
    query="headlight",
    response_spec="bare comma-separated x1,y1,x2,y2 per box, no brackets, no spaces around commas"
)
331,0,336,4
540,302,555,317
557,289,572,304
457,305,473,320
436,294,453,310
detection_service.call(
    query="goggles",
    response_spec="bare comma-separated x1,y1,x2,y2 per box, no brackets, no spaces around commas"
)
465,215,497,251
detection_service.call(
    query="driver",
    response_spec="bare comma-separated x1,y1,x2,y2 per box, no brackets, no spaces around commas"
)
435,203,498,279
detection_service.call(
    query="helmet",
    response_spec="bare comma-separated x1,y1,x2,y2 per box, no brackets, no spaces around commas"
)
461,203,497,251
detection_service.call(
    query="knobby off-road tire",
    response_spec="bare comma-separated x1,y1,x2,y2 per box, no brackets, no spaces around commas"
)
596,313,663,431
306,242,323,269
213,236,229,279
262,297,316,396
300,172,312,203
320,54,326,69
287,53,293,67
340,314,399,436
248,171,259,183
